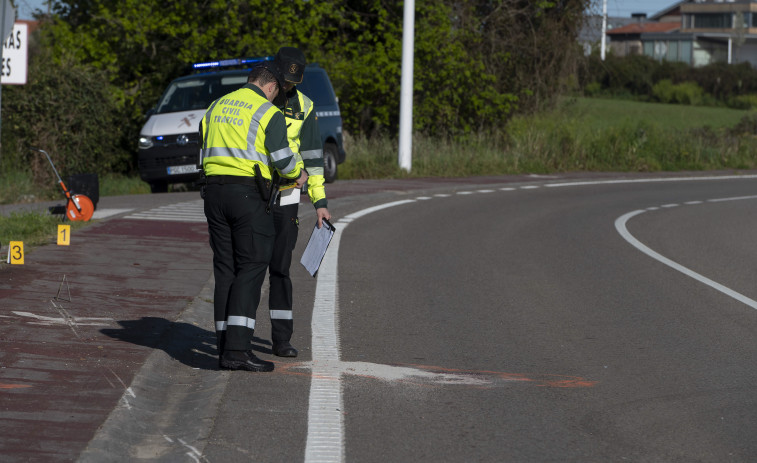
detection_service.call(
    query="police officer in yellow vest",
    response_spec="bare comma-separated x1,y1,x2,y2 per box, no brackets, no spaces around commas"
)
201,62,308,372
267,47,331,358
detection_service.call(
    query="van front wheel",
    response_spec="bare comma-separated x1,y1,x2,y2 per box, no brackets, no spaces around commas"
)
323,143,338,184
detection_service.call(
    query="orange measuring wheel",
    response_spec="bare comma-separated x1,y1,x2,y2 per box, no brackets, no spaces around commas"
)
31,147,96,222
66,194,95,221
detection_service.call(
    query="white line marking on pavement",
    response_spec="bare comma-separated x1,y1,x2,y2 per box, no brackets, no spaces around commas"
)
546,174,757,188
11,310,113,326
306,200,415,463
123,200,205,222
92,208,133,219
615,197,757,311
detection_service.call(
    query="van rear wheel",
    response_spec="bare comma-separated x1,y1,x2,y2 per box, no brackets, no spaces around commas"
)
323,143,338,183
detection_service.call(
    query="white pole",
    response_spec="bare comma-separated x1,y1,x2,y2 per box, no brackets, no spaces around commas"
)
601,0,607,61
728,38,733,64
398,0,414,172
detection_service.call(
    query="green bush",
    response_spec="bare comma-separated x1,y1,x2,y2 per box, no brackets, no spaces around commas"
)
579,55,757,107
583,81,602,97
652,80,704,105
728,94,757,110
2,45,133,189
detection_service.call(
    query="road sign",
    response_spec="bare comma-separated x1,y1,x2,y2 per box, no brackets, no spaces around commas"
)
2,23,27,85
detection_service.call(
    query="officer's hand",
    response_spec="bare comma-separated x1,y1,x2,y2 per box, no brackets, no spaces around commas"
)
316,207,331,228
295,169,309,189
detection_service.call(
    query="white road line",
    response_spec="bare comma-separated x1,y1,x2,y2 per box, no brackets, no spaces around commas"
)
123,200,205,222
92,208,133,219
615,200,757,311
306,200,415,463
546,174,757,188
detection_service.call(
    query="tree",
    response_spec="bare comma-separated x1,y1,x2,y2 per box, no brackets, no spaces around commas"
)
2,0,590,183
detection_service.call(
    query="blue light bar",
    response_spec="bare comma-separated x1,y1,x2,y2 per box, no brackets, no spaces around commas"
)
192,56,274,70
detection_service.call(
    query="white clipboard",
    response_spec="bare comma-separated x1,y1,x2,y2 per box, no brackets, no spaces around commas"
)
300,219,336,277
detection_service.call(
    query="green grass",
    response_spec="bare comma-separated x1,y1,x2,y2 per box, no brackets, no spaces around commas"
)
338,97,757,179
0,210,89,252
561,97,753,131
99,173,151,196
0,172,149,255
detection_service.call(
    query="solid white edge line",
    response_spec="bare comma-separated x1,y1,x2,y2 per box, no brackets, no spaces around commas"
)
615,209,757,311
547,174,757,188
305,199,416,463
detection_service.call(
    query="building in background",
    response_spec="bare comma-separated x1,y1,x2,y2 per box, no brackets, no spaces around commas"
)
604,1,757,67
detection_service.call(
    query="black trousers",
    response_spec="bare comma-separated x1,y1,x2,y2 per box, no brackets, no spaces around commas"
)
269,201,299,343
203,183,274,353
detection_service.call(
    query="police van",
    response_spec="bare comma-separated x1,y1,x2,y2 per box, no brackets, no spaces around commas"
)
138,57,346,193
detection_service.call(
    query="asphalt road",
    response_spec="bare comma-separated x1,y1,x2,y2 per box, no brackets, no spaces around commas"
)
3,173,757,462
334,177,757,462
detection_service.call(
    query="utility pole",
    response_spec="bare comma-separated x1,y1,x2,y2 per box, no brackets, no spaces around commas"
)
601,0,607,61
398,0,414,172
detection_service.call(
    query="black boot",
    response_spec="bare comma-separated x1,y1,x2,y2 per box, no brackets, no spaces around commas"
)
272,341,298,357
220,350,274,372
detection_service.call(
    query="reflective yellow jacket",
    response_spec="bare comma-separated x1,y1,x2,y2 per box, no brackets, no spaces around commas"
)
201,84,300,181
283,88,327,209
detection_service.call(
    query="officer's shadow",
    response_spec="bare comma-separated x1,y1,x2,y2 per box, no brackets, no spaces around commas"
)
100,317,273,371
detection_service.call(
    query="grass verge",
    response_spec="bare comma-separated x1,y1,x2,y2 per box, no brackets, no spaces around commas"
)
0,211,89,259
339,97,757,179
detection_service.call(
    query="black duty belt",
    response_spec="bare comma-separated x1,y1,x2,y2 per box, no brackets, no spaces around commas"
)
206,175,257,187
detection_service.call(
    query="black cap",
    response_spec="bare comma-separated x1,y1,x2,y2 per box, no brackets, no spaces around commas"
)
249,60,287,106
259,60,286,90
274,47,306,84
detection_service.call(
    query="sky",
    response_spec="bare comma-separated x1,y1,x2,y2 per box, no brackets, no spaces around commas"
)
14,0,676,21
600,0,677,18
16,0,49,20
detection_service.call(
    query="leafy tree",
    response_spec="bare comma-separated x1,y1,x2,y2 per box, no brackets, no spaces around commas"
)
2,0,590,184
1,39,129,186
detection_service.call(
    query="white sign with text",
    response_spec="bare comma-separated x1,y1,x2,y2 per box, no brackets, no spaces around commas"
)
2,23,27,85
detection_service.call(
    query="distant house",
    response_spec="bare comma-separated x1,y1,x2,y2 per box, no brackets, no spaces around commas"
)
579,14,637,56
607,20,681,58
605,1,757,67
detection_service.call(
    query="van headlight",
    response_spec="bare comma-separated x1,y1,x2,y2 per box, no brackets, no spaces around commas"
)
138,136,153,149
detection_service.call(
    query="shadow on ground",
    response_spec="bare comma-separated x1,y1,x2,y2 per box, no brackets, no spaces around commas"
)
101,317,275,370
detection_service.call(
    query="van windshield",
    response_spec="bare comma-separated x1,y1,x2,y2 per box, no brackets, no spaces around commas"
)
155,74,248,114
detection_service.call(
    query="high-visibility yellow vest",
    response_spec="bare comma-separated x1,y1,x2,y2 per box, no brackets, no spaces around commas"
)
201,85,293,181
286,91,314,155
285,90,327,207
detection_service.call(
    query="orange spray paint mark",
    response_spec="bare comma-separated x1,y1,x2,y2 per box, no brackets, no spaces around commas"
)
0,383,32,389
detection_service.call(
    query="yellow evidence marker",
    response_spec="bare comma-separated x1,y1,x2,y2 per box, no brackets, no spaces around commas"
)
9,241,24,264
57,224,71,246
